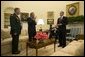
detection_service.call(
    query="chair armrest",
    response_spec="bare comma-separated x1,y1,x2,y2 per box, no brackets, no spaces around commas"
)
76,34,84,40
66,33,71,36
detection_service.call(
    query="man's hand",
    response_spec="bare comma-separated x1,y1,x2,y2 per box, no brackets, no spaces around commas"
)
54,25,58,28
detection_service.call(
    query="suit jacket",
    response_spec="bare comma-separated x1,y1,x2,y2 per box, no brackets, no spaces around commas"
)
10,13,22,35
57,16,68,32
27,17,36,36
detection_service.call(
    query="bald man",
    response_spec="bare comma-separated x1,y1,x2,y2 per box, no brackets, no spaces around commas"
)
57,11,68,48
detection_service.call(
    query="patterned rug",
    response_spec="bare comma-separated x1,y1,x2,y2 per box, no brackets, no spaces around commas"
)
2,41,73,56
3,43,64,56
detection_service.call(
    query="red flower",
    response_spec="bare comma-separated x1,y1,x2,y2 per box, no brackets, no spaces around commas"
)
34,32,48,40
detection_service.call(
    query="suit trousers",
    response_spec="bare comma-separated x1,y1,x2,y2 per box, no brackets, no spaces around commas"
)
58,30,66,47
11,34,19,52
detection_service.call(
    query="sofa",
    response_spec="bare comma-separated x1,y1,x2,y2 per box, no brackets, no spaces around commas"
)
50,40,84,56
1,29,28,55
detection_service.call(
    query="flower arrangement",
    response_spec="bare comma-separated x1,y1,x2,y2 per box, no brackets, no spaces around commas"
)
34,31,48,40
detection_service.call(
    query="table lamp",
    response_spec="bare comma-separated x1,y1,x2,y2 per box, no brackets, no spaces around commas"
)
37,19,44,31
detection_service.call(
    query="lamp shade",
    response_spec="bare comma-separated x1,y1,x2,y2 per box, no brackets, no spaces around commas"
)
37,19,44,25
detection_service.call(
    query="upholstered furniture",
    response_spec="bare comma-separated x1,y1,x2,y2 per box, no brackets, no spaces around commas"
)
1,29,28,55
76,34,84,40
50,40,84,56
66,28,81,41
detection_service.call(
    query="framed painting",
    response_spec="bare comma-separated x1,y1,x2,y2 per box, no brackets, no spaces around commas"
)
21,13,29,22
47,11,54,25
47,19,54,25
47,11,54,19
66,2,79,17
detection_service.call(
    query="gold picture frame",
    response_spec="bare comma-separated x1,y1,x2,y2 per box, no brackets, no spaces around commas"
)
47,11,54,19
47,19,54,25
21,13,29,22
4,13,11,28
47,11,54,25
66,2,79,17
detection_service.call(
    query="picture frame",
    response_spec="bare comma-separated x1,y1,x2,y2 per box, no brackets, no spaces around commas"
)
47,11,54,19
47,19,54,25
21,13,29,22
66,2,79,17
47,11,54,25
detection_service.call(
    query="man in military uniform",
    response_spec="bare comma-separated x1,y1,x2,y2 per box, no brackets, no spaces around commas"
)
10,8,22,54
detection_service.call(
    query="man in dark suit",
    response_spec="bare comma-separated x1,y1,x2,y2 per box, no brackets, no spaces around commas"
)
27,12,36,42
57,11,68,48
10,8,22,54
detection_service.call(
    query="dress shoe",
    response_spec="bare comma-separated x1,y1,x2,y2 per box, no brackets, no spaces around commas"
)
12,50,20,54
58,45,62,47
62,46,66,48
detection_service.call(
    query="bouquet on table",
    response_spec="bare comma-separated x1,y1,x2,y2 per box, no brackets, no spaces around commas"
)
34,31,48,40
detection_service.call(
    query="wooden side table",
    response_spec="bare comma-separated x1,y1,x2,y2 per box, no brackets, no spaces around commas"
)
76,34,84,40
26,38,56,56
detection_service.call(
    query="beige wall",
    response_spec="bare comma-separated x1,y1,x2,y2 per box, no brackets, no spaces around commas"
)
1,1,84,31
